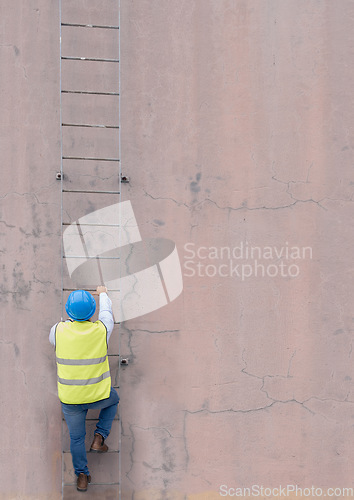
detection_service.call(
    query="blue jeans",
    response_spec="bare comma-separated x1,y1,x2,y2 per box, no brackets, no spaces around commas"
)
61,387,119,476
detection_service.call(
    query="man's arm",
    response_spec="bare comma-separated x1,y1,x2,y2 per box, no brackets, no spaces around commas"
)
49,323,58,347
96,286,114,343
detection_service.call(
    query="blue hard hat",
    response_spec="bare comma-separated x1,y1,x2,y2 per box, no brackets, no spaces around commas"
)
65,290,96,321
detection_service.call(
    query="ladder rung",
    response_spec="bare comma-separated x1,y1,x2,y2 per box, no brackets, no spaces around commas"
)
63,450,119,454
62,156,120,162
63,417,120,420
62,288,120,292
62,222,122,227
86,417,120,421
62,189,121,194
63,482,120,486
62,256,121,260
61,23,119,30
62,417,120,421
61,56,119,63
62,123,119,129
61,90,119,96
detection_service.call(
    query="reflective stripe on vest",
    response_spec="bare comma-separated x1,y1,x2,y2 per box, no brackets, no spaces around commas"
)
55,320,111,404
56,355,107,365
58,370,110,386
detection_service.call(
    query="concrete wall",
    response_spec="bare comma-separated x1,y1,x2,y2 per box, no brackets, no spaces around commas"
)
0,0,62,498
1,1,354,499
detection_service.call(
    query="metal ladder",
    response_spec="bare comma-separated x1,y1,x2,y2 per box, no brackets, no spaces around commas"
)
59,0,121,497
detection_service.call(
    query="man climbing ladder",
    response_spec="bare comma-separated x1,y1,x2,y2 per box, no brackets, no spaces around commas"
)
49,286,119,492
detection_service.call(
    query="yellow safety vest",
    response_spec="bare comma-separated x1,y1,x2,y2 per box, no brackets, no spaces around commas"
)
55,320,111,404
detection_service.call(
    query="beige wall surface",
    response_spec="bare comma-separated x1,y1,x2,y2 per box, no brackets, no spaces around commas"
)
1,0,354,499
0,0,62,498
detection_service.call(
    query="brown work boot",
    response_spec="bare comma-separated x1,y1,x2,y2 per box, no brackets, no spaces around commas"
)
90,433,108,453
77,473,91,492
